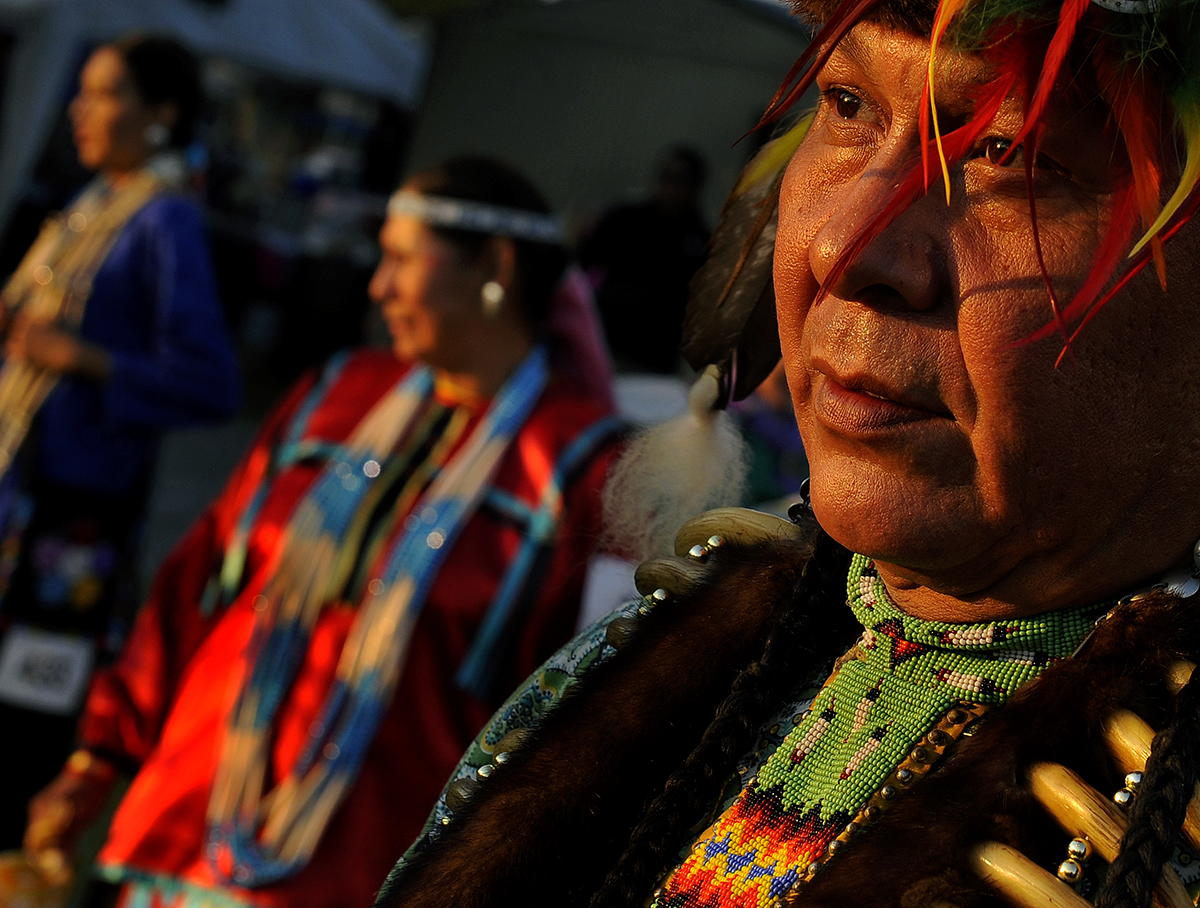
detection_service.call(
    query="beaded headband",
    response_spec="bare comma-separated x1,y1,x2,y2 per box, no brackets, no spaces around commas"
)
387,191,564,245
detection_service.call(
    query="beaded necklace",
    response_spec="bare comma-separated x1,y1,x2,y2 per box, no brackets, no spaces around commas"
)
0,168,168,480
654,554,1106,908
205,347,550,887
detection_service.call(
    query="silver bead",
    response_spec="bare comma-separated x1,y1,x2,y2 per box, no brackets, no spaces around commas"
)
687,543,708,560
1113,787,1134,808
477,763,494,779
1067,838,1092,862
1057,859,1083,883
494,751,511,764
706,535,725,549
1124,771,1143,792
651,588,670,603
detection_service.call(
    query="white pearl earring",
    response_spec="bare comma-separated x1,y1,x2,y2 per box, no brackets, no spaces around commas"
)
481,281,505,317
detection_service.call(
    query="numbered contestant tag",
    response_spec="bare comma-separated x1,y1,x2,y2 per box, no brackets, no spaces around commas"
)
0,626,94,715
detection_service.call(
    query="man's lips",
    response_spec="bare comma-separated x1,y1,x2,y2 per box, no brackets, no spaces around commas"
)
811,366,951,435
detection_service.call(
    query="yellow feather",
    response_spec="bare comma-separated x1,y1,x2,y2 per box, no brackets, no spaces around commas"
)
928,0,969,204
1130,100,1200,257
736,115,815,195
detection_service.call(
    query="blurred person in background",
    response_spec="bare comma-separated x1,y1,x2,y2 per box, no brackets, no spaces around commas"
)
580,146,710,374
24,156,621,908
0,34,239,853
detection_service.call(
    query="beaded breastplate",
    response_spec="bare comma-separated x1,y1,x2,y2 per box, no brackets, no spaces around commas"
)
652,555,1104,908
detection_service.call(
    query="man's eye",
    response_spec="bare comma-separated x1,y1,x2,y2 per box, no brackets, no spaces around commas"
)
980,136,1070,178
983,136,1020,166
826,89,864,120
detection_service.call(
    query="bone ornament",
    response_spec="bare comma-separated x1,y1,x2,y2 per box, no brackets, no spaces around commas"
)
1027,762,1191,908
970,842,1093,908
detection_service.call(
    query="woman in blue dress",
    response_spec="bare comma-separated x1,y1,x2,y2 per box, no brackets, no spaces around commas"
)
0,35,240,848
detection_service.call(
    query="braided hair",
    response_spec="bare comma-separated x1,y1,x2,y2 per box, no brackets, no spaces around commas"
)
589,527,856,908
1097,667,1200,908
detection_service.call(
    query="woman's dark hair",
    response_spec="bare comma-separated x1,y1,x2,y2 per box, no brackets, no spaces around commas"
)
589,528,857,907
405,156,568,330
111,35,203,147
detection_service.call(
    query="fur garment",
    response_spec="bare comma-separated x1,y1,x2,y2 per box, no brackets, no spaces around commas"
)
376,532,1200,908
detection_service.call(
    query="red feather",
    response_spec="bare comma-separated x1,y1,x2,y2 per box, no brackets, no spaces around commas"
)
1096,49,1168,288
758,0,884,129
1005,0,1091,159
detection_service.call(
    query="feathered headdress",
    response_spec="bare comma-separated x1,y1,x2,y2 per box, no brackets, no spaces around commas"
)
684,0,1200,395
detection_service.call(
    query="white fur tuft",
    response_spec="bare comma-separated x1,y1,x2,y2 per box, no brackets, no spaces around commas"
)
603,368,749,561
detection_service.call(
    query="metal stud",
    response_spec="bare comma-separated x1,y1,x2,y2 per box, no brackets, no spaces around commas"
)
946,708,967,725
1124,771,1143,792
880,785,897,800
910,746,929,763
1066,838,1092,862
844,821,858,836
1113,787,1134,808
896,768,914,784
928,729,949,747
1057,859,1083,883
865,805,883,821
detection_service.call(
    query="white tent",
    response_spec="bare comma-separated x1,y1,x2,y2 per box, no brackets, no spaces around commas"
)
0,0,430,231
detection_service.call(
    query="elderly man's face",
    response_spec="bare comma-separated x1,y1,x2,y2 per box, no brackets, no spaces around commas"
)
774,20,1200,620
